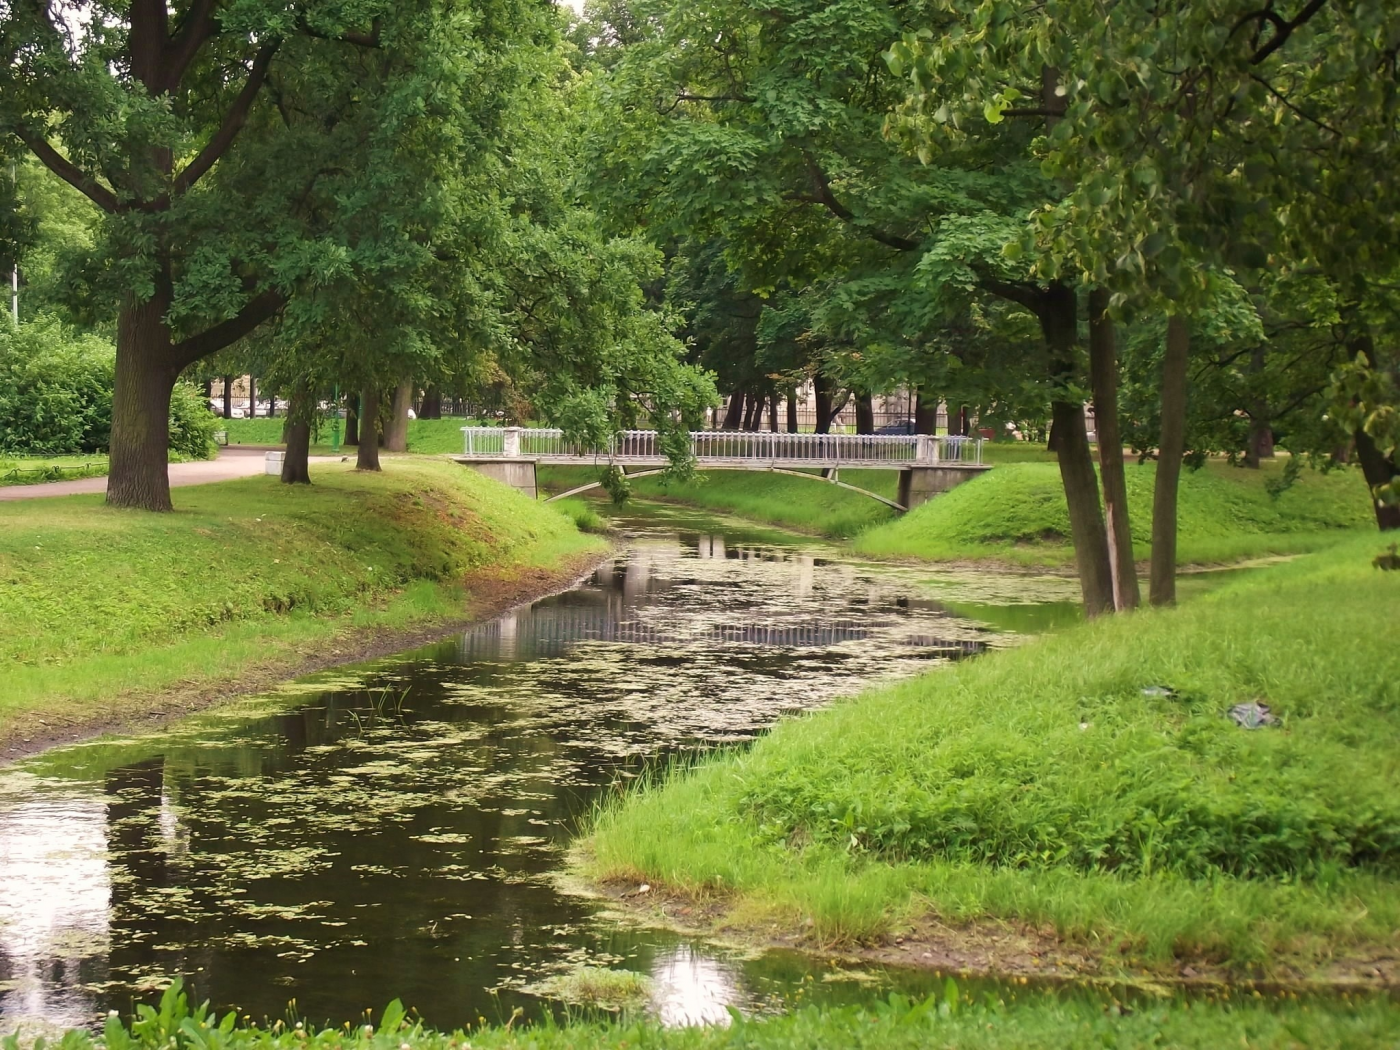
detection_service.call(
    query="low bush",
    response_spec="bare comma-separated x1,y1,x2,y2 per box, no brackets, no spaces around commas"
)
0,316,216,459
0,316,113,453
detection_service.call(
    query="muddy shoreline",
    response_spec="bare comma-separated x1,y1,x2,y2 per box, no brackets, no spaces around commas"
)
0,545,615,765
562,869,1399,996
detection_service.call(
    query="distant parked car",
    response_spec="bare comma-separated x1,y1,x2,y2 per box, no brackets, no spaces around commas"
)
874,419,915,435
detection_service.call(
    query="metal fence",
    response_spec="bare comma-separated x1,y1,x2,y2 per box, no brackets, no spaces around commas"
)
460,427,984,466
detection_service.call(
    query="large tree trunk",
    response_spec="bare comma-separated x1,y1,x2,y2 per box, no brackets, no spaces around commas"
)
768,388,780,432
344,397,359,446
420,385,442,419
107,296,178,511
814,372,834,434
1150,315,1191,605
786,386,800,433
1344,322,1400,529
1042,283,1114,617
721,390,745,430
1244,346,1274,468
281,387,312,485
1355,429,1400,530
357,386,382,471
854,392,874,435
222,376,233,419
248,375,256,420
914,391,937,435
384,380,412,452
1088,288,1140,611
743,391,762,431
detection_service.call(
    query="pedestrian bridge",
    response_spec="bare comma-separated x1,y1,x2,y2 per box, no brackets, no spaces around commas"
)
454,427,990,511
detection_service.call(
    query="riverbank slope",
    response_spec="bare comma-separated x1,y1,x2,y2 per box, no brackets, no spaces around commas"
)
0,459,605,758
580,533,1400,982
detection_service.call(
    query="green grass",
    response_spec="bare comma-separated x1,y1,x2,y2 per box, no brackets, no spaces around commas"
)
582,534,1400,972
856,458,1376,566
222,416,480,455
0,459,602,741
49,977,1400,1050
539,466,901,538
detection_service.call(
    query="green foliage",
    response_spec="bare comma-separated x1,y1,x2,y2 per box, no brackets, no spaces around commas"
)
587,535,1400,964
600,464,632,505
168,382,219,461
0,317,113,454
0,317,215,458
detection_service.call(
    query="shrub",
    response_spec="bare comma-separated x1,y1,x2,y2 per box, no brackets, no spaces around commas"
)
168,381,219,460
0,316,216,459
0,315,114,453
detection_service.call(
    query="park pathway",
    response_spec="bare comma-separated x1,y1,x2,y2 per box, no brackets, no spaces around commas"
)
0,447,334,501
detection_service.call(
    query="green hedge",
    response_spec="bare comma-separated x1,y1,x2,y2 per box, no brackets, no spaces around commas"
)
0,317,216,459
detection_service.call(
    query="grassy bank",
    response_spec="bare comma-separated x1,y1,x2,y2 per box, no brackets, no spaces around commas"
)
35,979,1400,1050
0,459,603,750
582,534,1400,976
857,458,1375,567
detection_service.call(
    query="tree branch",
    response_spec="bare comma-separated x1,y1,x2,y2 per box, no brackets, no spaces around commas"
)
675,92,756,104
165,0,220,92
15,130,120,213
801,152,919,251
173,44,278,194
977,275,1046,313
1247,72,1343,136
173,289,285,366
296,17,383,49
1251,0,1329,65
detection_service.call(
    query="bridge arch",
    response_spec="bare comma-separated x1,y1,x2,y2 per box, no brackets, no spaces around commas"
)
543,465,908,512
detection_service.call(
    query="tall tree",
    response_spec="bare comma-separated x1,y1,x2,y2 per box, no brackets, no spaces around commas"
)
0,0,549,509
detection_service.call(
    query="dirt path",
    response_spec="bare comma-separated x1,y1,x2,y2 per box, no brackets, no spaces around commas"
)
0,447,341,501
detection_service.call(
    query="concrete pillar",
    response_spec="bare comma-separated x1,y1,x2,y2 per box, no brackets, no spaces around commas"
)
502,426,523,457
898,464,993,510
456,458,537,499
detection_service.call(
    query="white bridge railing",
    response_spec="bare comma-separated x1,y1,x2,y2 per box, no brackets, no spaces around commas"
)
460,427,984,466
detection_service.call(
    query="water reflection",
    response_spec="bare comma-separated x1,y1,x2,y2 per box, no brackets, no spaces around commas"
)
0,520,1052,1033
0,792,111,1029
648,946,739,1027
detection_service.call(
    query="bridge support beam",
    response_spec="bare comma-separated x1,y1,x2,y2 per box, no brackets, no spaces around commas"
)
899,464,993,510
456,457,538,500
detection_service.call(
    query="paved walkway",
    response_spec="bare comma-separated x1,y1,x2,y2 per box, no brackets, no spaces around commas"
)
0,447,337,501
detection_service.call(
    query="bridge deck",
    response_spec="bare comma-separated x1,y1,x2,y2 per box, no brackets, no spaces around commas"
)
458,427,984,468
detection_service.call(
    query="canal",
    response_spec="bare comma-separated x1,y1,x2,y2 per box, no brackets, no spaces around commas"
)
0,504,1084,1031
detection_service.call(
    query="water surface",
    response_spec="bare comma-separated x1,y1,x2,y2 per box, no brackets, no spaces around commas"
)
0,510,1081,1031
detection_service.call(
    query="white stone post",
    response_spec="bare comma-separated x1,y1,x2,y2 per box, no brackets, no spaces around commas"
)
916,434,939,464
502,426,523,457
